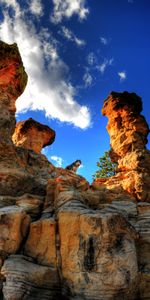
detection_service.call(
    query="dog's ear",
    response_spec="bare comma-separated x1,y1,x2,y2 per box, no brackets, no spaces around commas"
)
75,160,81,165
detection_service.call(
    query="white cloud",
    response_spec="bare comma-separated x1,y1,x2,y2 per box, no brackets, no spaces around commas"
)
78,163,84,169
118,71,126,81
51,0,89,23
41,148,49,156
83,71,93,87
29,0,44,16
51,155,63,167
87,52,96,66
97,58,113,74
74,36,85,47
0,1,91,129
100,36,108,45
61,26,85,46
0,0,21,17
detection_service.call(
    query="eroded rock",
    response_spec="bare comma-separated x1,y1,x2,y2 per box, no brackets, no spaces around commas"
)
24,218,57,267
12,118,55,153
16,193,44,220
0,42,149,300
99,91,150,201
0,42,56,198
0,41,27,141
136,203,150,299
58,208,138,300
1,255,61,300
0,206,30,255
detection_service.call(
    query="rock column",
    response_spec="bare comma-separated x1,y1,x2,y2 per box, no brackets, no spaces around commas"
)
102,91,150,201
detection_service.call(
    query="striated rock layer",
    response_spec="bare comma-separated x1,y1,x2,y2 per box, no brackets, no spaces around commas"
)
0,42,150,300
1,255,62,300
53,174,139,300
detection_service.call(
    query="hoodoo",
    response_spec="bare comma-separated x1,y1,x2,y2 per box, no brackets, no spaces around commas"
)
100,91,150,201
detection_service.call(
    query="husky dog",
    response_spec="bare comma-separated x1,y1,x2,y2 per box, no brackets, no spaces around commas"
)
65,160,82,173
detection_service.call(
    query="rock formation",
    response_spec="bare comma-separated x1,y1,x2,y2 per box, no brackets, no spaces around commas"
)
98,91,150,202
12,118,55,154
0,41,27,142
0,41,56,198
0,42,150,300
93,91,150,299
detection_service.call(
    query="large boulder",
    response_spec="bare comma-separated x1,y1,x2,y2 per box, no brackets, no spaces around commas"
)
24,218,57,267
0,206,30,255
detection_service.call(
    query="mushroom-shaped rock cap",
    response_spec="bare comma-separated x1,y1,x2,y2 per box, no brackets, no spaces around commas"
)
12,118,56,153
102,91,143,117
0,41,27,104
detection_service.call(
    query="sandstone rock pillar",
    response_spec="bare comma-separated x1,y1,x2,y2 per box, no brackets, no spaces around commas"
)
102,91,150,201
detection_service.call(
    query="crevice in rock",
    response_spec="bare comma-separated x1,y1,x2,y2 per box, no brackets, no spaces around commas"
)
0,291,3,300
54,215,65,299
83,236,95,272
18,217,31,255
0,251,8,300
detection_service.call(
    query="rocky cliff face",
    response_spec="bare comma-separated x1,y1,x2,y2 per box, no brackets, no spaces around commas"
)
0,42,150,300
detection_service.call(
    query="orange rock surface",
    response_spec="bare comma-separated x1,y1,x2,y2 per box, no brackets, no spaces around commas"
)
24,218,57,267
0,43,56,198
0,41,27,141
0,42,27,102
0,206,30,255
102,91,149,161
12,118,56,153
99,91,150,201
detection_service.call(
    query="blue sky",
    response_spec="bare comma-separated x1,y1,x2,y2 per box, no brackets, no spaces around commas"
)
0,0,150,183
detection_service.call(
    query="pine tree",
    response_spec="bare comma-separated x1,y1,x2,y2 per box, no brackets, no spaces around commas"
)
93,151,117,179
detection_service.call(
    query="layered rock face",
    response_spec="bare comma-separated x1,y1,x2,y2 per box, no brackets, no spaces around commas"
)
53,174,139,300
0,42,150,300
